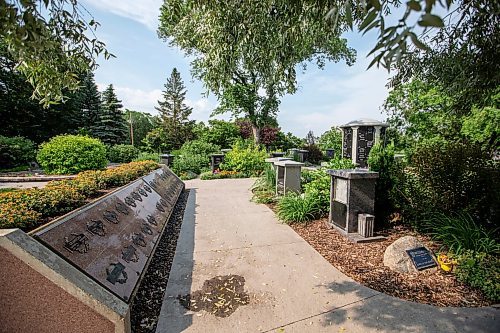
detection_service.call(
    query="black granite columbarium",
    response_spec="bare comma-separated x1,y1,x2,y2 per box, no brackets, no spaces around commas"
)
271,152,285,158
210,153,225,172
326,169,379,239
325,148,335,159
297,150,309,163
340,119,388,168
33,166,184,303
160,153,174,167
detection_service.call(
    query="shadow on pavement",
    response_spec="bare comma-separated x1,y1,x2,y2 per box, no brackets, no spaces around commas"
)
319,280,499,333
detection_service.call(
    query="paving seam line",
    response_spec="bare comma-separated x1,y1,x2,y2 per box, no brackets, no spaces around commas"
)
261,293,382,333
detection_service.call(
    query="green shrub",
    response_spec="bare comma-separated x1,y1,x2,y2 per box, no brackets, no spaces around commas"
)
302,170,331,212
220,140,267,176
133,152,159,162
302,143,323,164
323,156,356,170
368,143,404,226
276,193,322,223
0,135,36,169
37,135,107,174
421,212,499,255
455,251,500,302
178,171,198,180
179,140,220,157
398,139,498,225
107,144,139,163
252,189,276,204
172,154,209,175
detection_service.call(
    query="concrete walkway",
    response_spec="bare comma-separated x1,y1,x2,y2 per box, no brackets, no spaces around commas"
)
156,178,498,333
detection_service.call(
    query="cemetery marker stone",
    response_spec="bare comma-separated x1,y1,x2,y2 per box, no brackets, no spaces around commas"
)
406,247,437,270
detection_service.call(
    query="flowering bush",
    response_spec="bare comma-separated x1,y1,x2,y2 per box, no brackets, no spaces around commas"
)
0,160,159,230
0,203,41,229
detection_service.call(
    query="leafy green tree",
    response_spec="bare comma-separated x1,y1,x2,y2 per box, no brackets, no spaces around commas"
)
158,0,355,143
382,80,457,150
0,0,112,106
270,131,304,152
392,1,499,112
92,84,127,145
156,68,195,150
213,83,281,143
123,110,158,148
142,127,169,153
198,120,241,148
461,91,500,154
318,126,342,153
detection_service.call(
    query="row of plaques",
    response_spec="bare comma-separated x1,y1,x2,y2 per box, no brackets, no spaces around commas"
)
34,166,184,303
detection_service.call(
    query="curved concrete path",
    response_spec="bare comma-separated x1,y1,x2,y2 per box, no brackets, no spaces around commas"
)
156,178,498,333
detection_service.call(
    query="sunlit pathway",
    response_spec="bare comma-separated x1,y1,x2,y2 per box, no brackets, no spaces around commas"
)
156,178,498,333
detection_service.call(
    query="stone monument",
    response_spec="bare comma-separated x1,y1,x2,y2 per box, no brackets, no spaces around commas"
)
274,160,304,195
340,118,388,168
326,168,384,242
210,153,224,172
0,166,184,333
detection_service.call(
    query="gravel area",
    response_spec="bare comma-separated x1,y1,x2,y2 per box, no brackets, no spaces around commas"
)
290,218,491,307
130,189,190,333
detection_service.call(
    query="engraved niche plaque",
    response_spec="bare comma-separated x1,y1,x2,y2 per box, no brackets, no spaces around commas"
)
34,166,184,303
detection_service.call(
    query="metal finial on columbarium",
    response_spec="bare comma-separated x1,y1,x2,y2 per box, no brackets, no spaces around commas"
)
340,118,388,168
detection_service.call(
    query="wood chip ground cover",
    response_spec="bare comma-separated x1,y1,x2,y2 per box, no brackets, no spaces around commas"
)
290,218,491,307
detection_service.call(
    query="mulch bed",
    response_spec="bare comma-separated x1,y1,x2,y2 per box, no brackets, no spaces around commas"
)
130,189,189,333
290,218,491,307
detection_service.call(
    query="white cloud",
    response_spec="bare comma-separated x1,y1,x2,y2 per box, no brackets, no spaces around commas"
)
83,0,162,30
279,57,390,137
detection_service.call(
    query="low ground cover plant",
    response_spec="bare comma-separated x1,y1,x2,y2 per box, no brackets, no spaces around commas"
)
454,251,499,302
200,170,246,180
276,193,322,223
0,160,158,230
37,135,107,174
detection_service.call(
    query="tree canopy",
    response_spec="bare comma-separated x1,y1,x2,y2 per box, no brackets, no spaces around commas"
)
0,0,112,106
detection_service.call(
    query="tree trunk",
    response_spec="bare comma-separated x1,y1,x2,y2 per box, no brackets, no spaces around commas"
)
251,124,261,144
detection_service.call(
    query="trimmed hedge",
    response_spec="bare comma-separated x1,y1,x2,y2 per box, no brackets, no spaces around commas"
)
37,135,107,174
0,160,159,230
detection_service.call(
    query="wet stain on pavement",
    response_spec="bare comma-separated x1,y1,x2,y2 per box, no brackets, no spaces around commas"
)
177,274,249,317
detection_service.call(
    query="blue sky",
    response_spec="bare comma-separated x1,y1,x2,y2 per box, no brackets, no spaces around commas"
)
82,0,392,138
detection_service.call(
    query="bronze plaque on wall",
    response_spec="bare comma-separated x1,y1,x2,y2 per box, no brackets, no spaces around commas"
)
34,167,184,303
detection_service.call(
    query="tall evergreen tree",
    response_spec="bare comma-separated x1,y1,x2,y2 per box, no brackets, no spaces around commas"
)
92,84,127,145
75,71,101,132
156,68,195,150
